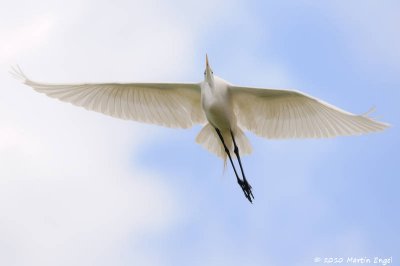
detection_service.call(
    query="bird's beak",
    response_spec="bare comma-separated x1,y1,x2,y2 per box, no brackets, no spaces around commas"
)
205,54,212,75
205,54,213,84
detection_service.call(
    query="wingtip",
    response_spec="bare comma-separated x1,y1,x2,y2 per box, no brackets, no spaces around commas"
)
9,64,28,83
379,121,391,129
360,106,391,130
362,106,376,117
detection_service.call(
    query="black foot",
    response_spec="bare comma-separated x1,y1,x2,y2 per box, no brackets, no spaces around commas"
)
238,178,254,203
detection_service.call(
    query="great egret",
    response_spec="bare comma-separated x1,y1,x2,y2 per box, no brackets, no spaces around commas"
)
11,55,389,203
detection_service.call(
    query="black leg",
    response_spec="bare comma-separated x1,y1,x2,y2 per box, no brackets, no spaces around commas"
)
215,128,253,203
230,130,254,201
214,128,241,183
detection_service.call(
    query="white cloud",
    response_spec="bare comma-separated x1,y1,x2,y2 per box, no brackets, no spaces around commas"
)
0,16,53,64
0,73,178,265
0,0,237,265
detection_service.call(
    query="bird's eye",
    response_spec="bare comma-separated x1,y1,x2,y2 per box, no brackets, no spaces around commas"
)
211,71,214,74
204,70,206,75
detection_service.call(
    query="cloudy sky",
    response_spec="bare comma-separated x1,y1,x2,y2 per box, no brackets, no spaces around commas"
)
1,1,399,265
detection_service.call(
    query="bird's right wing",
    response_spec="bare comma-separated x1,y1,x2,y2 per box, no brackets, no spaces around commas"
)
231,85,389,139
12,66,206,128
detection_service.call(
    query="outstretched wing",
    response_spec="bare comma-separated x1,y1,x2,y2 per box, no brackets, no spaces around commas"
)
12,66,206,128
231,85,389,139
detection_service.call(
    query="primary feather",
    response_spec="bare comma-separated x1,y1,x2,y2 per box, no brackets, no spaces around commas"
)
11,66,206,128
231,85,389,139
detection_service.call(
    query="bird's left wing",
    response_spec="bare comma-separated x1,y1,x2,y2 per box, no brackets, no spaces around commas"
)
12,67,206,128
230,85,389,139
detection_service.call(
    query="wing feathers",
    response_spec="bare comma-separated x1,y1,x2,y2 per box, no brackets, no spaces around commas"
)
231,85,389,139
13,66,389,138
12,67,206,128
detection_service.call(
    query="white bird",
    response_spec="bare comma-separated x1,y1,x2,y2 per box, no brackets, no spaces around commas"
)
11,55,389,203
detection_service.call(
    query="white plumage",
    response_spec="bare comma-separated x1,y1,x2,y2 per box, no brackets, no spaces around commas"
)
11,56,389,202
12,66,205,128
231,85,387,139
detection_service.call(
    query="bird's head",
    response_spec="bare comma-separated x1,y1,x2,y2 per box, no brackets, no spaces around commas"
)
204,54,214,85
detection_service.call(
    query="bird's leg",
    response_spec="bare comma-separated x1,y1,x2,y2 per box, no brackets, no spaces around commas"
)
230,130,254,201
215,128,253,203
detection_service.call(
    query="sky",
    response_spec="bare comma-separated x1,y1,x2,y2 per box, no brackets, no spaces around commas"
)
0,1,399,266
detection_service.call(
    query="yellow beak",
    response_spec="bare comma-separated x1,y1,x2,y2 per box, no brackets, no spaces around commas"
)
206,54,209,68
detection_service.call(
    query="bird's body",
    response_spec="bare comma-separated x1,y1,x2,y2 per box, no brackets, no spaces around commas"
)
201,75,238,157
202,76,233,130
11,55,389,203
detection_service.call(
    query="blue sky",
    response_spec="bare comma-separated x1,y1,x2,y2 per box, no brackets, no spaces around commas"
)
0,1,399,266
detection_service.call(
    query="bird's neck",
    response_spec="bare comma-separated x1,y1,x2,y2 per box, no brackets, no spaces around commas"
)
201,79,216,97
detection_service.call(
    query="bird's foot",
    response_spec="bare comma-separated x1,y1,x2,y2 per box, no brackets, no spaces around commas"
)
238,178,254,203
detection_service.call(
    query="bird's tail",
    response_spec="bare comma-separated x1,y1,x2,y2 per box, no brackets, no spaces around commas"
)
195,123,252,169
